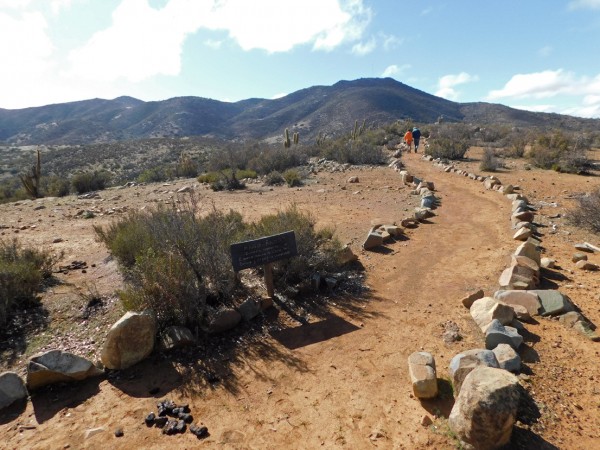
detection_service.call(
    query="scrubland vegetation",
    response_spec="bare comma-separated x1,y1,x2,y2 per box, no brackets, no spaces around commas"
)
94,199,343,330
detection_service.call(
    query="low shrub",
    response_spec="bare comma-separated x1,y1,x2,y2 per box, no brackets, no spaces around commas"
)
425,137,469,160
568,189,600,234
283,169,302,187
264,171,285,186
479,148,501,172
0,239,54,325
529,131,591,173
71,170,111,194
96,199,344,328
95,199,246,328
42,175,71,197
249,204,342,285
138,167,169,183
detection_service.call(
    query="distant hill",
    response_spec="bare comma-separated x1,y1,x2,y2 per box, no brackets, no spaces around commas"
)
1,78,598,145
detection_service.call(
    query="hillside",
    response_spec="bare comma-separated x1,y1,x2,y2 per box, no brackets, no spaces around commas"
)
1,78,599,146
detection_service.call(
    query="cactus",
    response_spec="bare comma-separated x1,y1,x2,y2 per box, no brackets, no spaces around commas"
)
293,132,299,145
352,120,359,140
316,132,325,147
19,148,42,198
284,128,291,148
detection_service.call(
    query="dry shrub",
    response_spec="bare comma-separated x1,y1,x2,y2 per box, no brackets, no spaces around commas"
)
529,131,591,173
0,239,55,325
479,147,502,172
95,198,344,328
568,189,600,234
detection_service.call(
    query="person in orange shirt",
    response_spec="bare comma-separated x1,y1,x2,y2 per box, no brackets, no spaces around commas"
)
404,129,413,151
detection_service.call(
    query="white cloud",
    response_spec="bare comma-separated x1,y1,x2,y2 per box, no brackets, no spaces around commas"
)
352,37,376,55
381,64,410,77
0,0,33,9
0,9,55,84
435,72,479,100
205,0,371,53
486,69,591,100
568,0,600,9
271,92,287,99
490,71,600,118
65,0,372,82
421,7,432,15
50,0,74,14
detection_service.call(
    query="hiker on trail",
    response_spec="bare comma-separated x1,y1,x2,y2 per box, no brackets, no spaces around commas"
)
404,129,413,151
412,127,421,153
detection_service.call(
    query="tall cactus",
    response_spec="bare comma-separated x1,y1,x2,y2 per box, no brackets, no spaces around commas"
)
20,148,42,198
284,128,291,148
293,132,299,145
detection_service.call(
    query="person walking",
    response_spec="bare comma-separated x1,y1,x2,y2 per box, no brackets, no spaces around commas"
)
412,127,421,153
403,129,413,151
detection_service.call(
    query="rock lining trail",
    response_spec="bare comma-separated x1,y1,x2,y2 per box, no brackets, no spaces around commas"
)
2,150,600,449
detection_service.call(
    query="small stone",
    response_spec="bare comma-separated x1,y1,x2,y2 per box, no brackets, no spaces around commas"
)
540,257,555,269
145,412,156,426
190,425,209,438
572,252,588,263
154,416,168,428
84,427,105,439
114,428,124,437
460,289,484,309
576,260,598,271
421,415,433,427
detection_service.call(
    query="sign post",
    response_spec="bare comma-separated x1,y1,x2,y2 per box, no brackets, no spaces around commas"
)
230,231,298,298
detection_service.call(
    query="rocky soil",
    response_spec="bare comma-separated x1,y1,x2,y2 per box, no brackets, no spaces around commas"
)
1,147,599,449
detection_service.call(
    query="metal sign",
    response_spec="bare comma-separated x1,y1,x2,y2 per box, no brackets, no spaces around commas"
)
230,231,298,272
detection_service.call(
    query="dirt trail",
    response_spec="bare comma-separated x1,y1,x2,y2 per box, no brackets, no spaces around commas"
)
2,151,600,449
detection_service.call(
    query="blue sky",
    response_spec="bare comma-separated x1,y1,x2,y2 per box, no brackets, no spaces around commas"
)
1,0,600,118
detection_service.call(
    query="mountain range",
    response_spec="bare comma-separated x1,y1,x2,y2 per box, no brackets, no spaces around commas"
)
1,77,598,146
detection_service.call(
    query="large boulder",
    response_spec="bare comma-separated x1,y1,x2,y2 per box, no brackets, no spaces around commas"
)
449,351,499,396
498,265,536,290
0,372,28,410
493,290,541,316
514,242,541,266
407,352,438,399
27,350,103,390
492,344,521,373
362,230,384,250
530,290,575,316
449,349,499,377
485,320,523,351
470,297,515,331
448,367,521,450
101,311,157,370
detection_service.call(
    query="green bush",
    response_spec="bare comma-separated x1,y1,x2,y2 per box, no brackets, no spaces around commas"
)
42,175,71,197
568,188,600,233
138,167,169,183
283,169,302,187
71,170,111,194
0,239,54,325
